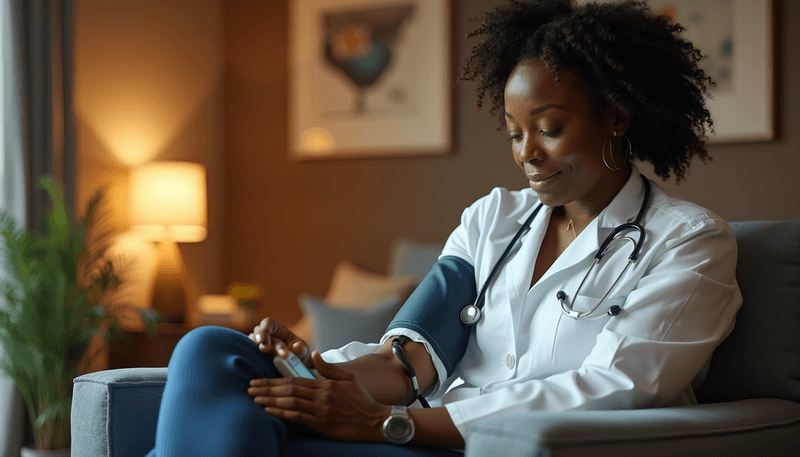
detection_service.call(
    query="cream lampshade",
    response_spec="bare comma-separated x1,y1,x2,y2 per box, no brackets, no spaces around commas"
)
129,161,207,323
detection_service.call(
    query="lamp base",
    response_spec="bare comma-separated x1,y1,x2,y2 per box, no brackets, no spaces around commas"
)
152,279,187,323
151,239,187,323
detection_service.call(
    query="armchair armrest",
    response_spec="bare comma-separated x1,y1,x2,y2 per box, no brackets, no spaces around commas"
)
72,368,168,457
465,398,800,457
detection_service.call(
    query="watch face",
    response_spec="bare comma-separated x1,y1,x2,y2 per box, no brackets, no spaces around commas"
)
386,417,413,439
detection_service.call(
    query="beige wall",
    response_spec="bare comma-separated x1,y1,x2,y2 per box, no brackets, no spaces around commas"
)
74,0,225,317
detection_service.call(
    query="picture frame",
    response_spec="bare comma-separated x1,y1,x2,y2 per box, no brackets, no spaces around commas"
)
647,0,779,143
289,0,454,160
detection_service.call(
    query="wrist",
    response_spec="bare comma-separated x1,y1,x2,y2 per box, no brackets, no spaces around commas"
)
371,405,392,443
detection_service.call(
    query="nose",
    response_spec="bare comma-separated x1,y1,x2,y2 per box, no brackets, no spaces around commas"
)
517,136,544,164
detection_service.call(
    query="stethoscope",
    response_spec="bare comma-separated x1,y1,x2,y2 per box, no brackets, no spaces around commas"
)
460,173,651,325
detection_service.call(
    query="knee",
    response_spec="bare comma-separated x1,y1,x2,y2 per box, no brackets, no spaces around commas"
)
166,326,276,389
172,326,252,362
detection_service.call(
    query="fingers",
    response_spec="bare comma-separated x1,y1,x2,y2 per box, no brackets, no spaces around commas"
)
248,379,329,420
290,340,309,359
252,318,286,356
263,407,322,427
249,376,318,389
252,318,310,363
248,379,318,400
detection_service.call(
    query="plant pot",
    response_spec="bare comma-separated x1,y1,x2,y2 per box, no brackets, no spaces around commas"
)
20,445,70,457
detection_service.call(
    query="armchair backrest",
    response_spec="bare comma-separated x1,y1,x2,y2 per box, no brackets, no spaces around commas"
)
697,217,800,403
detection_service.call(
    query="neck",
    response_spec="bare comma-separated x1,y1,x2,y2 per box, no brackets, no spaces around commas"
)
562,165,631,230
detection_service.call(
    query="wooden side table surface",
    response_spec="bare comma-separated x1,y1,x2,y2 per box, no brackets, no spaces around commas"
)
109,322,253,369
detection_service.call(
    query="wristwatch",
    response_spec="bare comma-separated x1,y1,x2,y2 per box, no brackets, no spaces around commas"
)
382,405,415,445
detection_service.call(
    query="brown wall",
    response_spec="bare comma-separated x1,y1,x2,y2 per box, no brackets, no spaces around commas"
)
223,0,800,328
73,0,799,330
75,0,225,316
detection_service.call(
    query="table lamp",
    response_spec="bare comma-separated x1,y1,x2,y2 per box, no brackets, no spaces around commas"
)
129,161,207,323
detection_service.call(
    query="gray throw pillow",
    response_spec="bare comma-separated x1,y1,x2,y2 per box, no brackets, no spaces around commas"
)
299,294,404,352
698,217,800,403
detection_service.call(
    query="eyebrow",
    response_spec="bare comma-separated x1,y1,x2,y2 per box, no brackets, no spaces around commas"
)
504,103,569,119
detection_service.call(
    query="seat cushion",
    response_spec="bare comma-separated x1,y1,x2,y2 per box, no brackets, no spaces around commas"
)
698,218,800,402
466,398,800,457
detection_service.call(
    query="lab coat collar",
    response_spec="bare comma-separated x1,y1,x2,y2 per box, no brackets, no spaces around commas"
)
514,163,648,229
515,197,548,226
595,163,649,231
505,164,650,307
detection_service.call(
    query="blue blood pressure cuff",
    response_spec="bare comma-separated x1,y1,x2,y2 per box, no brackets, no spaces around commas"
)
386,255,477,377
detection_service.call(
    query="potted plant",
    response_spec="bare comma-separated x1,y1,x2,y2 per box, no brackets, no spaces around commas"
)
0,177,152,455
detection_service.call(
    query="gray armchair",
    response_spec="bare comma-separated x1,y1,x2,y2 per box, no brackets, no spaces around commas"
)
72,218,800,457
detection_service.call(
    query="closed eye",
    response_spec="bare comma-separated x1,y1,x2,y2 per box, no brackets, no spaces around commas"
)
506,134,522,142
540,126,563,137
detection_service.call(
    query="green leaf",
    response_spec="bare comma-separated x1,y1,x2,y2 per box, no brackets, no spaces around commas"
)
0,176,142,447
33,397,71,429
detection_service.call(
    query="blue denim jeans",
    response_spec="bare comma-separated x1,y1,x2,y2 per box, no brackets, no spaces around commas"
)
144,326,462,457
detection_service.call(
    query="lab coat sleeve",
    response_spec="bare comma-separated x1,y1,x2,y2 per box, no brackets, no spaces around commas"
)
444,214,742,437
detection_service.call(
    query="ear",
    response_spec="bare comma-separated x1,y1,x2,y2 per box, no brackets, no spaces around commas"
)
611,107,632,135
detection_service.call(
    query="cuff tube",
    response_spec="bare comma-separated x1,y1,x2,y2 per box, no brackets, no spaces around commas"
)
386,255,477,377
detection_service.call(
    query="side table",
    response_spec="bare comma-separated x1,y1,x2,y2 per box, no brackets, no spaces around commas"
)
109,323,251,369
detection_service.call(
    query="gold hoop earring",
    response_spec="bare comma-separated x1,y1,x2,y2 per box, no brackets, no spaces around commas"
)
602,132,632,171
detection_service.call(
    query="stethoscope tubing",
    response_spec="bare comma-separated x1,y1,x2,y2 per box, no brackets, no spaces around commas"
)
461,174,651,325
460,202,544,326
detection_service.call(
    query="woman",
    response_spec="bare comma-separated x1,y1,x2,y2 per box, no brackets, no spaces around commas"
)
145,1,741,455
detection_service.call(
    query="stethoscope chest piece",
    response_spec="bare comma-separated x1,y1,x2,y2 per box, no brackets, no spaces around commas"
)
460,304,482,325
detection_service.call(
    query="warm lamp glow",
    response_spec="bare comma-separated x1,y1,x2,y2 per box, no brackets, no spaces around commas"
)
129,161,207,242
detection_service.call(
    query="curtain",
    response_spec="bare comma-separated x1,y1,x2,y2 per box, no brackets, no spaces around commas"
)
22,0,76,229
0,0,74,454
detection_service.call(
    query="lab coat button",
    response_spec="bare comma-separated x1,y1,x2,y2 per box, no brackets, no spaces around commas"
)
506,354,515,369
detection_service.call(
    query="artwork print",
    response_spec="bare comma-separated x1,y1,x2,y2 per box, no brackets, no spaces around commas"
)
648,0,734,94
290,0,452,158
645,0,777,143
320,2,416,117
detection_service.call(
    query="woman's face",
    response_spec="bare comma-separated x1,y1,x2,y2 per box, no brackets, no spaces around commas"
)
504,58,624,209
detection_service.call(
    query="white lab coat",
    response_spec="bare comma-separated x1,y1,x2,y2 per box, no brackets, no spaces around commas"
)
322,165,743,438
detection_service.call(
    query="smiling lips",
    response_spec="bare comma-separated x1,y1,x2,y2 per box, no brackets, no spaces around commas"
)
527,171,560,190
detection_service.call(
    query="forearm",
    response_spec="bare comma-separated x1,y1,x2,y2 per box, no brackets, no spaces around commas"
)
409,407,465,449
333,337,438,406
335,352,415,405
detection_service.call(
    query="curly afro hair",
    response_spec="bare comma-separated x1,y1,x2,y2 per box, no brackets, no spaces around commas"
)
460,0,715,181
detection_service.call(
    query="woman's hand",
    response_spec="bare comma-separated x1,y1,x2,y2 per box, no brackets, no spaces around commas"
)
248,351,390,443
248,317,311,366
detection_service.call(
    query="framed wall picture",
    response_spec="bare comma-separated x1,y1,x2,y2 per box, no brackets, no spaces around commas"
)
289,0,453,160
647,0,779,143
